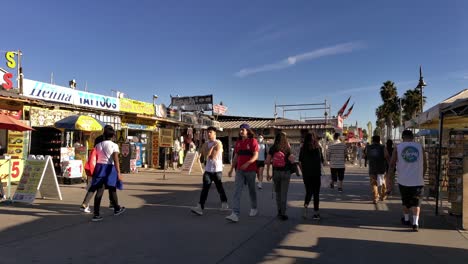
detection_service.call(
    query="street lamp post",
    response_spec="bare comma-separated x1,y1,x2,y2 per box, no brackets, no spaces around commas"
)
416,65,427,113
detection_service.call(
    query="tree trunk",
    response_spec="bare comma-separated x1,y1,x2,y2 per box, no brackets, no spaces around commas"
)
386,118,393,141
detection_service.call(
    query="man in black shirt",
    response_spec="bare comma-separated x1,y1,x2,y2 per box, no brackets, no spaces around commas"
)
365,136,389,203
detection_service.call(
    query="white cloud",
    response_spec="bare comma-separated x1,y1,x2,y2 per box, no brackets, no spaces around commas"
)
235,42,365,77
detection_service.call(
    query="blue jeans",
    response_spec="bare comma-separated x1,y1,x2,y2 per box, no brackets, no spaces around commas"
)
273,170,291,215
232,170,257,215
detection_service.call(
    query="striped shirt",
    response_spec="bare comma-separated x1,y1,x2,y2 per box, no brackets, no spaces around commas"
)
327,140,347,168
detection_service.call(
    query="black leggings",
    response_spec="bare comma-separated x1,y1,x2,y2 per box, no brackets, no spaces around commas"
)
89,183,120,216
303,175,321,211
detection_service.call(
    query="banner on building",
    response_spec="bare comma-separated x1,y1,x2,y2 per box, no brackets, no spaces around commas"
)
75,91,119,112
119,98,155,115
29,107,74,127
23,79,121,111
337,116,343,129
23,79,75,105
170,95,213,112
155,104,167,118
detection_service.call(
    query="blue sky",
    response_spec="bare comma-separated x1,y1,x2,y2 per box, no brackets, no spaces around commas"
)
3,0,468,130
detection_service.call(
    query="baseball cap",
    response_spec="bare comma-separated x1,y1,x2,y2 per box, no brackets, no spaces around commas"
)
239,123,250,129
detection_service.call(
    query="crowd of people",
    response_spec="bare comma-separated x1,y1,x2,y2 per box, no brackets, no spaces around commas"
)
81,123,426,232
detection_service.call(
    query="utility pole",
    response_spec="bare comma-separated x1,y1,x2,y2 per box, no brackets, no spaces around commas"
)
16,50,22,94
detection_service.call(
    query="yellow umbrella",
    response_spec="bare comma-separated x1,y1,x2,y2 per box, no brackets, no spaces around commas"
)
54,115,104,132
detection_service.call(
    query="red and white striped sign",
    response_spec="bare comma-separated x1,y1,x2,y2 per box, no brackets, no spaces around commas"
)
213,104,227,115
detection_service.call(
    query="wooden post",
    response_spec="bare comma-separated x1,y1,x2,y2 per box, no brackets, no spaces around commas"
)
463,157,468,230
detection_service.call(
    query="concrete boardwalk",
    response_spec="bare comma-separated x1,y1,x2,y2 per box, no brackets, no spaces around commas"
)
0,165,467,264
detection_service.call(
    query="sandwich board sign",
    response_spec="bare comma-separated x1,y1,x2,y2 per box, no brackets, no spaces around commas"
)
181,151,204,175
12,156,63,204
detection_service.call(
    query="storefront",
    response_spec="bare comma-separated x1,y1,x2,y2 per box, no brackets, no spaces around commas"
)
0,90,29,185
119,98,157,169
152,106,193,169
22,79,122,177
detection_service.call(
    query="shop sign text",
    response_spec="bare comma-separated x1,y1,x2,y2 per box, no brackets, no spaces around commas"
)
120,98,154,115
23,79,74,104
1,52,17,90
75,91,119,112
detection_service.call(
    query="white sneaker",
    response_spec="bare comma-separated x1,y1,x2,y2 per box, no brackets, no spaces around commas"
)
249,208,258,217
225,212,239,222
191,204,203,216
80,206,91,214
221,202,229,210
257,182,262,189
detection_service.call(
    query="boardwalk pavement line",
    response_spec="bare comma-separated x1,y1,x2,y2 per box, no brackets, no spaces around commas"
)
215,216,277,264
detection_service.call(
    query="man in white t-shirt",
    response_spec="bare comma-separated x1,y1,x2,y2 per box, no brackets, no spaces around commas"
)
390,130,427,232
191,126,228,215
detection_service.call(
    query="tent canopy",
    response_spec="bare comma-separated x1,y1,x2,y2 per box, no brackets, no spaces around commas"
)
406,89,468,129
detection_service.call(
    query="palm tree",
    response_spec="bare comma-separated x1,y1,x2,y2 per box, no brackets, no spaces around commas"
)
378,81,399,140
402,88,426,121
375,105,385,138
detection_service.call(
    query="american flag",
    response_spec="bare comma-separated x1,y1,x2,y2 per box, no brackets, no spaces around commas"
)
213,104,227,115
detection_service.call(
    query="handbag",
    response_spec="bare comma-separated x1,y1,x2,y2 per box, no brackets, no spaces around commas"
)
321,166,330,188
290,162,302,177
84,148,97,177
294,163,302,177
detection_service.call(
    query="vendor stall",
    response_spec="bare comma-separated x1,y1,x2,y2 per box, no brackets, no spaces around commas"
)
407,89,468,229
436,96,468,229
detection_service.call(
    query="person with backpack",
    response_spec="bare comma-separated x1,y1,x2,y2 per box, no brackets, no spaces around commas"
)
226,123,259,223
265,132,295,221
256,135,268,189
299,132,324,220
365,135,389,203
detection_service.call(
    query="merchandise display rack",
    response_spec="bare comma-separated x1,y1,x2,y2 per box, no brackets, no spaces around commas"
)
447,130,468,215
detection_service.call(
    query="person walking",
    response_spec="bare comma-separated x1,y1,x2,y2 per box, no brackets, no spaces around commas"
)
256,135,267,189
385,139,396,195
265,132,295,220
80,129,115,213
226,123,259,223
191,126,228,215
390,130,427,231
327,133,347,192
299,132,324,220
366,135,388,203
88,125,125,222
357,142,364,168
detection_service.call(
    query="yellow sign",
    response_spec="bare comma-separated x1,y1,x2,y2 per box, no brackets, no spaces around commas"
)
159,128,173,147
119,98,155,115
7,130,25,158
0,159,24,183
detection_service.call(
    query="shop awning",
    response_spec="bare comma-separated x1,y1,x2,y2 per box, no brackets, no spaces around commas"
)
407,89,468,129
